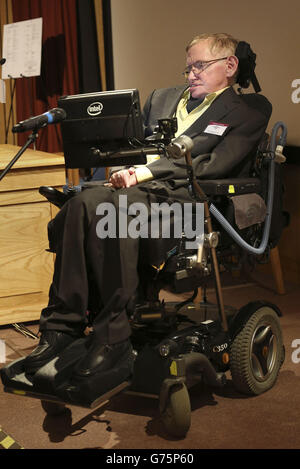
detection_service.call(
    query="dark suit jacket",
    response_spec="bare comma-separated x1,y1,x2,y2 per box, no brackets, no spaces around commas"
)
142,85,271,186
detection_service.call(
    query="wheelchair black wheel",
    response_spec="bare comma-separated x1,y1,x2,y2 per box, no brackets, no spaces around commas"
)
230,305,284,395
161,383,191,438
41,400,67,416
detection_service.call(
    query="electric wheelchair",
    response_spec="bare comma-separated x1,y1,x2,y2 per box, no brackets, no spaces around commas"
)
0,44,288,438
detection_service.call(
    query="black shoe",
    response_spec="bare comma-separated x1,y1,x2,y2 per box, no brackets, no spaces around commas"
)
24,330,76,373
73,338,133,378
39,186,76,208
60,338,134,406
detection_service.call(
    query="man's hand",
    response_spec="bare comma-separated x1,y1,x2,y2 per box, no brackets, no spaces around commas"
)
108,167,137,188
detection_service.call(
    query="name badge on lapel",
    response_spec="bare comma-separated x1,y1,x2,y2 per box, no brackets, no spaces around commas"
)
204,121,229,136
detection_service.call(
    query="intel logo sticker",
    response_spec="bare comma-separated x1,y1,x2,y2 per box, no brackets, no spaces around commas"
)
87,102,103,116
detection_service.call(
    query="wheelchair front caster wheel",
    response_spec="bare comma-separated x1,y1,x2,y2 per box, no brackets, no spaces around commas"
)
161,383,191,438
41,400,66,416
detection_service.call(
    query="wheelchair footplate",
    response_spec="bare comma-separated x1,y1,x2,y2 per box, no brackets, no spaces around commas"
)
0,335,133,413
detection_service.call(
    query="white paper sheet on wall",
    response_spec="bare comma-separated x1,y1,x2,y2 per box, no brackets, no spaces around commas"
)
1,17,43,80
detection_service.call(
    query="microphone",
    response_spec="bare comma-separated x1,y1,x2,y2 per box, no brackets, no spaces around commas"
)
0,58,6,65
12,107,67,133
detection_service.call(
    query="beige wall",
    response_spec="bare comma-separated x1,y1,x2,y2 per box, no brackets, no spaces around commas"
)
110,0,300,146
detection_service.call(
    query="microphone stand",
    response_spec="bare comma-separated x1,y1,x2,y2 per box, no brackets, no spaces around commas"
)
0,129,38,183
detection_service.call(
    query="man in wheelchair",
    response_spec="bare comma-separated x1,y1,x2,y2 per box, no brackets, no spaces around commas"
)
1,33,286,428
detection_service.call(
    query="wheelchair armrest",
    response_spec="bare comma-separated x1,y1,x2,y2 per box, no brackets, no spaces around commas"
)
198,178,261,196
81,177,261,197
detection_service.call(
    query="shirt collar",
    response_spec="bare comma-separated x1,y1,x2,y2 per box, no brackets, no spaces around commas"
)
182,85,230,107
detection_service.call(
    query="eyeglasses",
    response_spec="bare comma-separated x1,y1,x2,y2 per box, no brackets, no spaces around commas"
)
183,57,228,78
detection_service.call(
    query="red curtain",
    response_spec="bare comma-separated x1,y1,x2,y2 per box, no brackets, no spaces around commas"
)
12,0,79,153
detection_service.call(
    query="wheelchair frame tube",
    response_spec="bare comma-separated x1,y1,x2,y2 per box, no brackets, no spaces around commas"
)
209,121,287,256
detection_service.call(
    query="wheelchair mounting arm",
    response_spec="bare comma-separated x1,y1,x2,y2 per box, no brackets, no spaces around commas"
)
169,135,228,332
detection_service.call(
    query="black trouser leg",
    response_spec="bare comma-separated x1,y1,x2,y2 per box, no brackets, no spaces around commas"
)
39,186,132,338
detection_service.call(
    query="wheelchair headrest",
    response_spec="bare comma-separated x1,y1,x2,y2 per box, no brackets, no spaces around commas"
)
235,41,261,93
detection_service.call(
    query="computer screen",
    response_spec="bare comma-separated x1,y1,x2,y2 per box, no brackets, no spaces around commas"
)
58,89,145,168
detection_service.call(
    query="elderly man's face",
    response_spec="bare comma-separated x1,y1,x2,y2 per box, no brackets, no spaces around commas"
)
186,40,237,99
